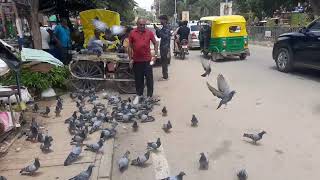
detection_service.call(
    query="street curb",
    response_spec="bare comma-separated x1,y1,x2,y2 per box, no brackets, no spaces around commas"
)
97,138,115,180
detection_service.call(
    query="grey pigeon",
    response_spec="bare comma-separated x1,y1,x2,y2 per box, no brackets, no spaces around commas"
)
32,103,39,113
57,100,63,110
237,169,248,180
89,120,103,134
100,128,116,141
132,121,138,131
40,135,53,152
243,131,266,144
162,106,167,116
40,106,50,117
201,59,211,77
55,106,61,117
65,111,77,124
68,164,94,180
191,114,198,127
162,121,172,133
147,138,161,150
161,171,186,180
20,158,40,175
0,176,7,180
71,130,86,144
70,92,77,100
131,151,151,166
27,124,38,142
64,144,82,166
37,132,45,143
206,74,236,109
84,139,104,152
199,153,209,170
118,151,130,172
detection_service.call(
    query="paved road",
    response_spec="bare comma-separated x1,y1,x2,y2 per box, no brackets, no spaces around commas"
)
112,45,320,180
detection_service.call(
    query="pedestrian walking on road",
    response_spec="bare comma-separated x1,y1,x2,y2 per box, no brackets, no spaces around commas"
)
154,15,171,80
129,18,159,104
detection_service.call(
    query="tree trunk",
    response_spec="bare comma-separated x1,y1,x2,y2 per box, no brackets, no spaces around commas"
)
310,0,320,16
30,0,41,49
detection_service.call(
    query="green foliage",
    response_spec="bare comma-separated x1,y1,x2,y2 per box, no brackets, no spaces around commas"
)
135,7,155,22
0,66,70,91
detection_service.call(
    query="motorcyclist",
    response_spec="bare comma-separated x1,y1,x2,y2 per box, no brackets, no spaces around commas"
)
173,21,183,52
175,21,190,51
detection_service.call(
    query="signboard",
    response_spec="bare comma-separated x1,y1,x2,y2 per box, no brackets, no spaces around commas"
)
220,2,233,16
182,11,189,21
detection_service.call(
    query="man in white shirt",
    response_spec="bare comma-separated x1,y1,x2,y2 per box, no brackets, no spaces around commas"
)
40,23,50,52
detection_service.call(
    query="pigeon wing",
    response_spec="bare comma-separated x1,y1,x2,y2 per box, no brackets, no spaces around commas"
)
206,82,224,99
217,74,231,94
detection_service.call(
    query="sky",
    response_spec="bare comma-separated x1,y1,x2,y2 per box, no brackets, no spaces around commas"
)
136,0,153,11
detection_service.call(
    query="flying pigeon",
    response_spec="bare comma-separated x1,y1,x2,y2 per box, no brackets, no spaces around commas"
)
84,139,104,153
147,138,161,150
20,158,40,175
206,74,236,109
131,151,151,166
199,153,209,170
64,143,82,166
191,114,198,127
201,59,211,77
161,171,186,180
132,121,138,131
68,164,94,180
40,135,53,152
243,131,266,144
162,106,167,116
162,121,172,133
237,169,248,180
118,151,130,172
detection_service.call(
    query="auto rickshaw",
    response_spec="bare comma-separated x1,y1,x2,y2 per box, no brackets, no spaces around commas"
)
199,15,250,61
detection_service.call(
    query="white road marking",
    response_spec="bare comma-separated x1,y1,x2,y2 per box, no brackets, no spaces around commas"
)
152,146,170,180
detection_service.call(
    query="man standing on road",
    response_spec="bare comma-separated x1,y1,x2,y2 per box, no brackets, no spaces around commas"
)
154,15,171,81
129,18,158,104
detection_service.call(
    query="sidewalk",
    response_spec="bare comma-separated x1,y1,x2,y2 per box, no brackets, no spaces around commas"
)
0,95,114,180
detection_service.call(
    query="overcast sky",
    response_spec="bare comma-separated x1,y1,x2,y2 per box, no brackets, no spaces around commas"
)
136,0,153,11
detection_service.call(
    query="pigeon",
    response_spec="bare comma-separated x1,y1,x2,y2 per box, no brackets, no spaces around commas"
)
27,125,38,142
40,106,50,117
0,176,7,180
56,96,63,103
147,138,161,150
100,128,116,141
55,106,61,117
162,106,167,116
79,106,89,114
40,135,53,152
84,139,104,152
201,59,211,77
57,100,63,110
191,114,198,127
32,103,39,113
64,144,82,166
20,158,40,175
37,132,45,143
237,169,248,180
118,151,130,172
68,164,94,180
162,121,172,132
89,120,103,134
206,74,236,109
199,153,209,170
70,92,77,100
65,111,77,124
132,121,138,131
243,131,266,144
161,171,186,180
131,151,150,166
71,130,87,144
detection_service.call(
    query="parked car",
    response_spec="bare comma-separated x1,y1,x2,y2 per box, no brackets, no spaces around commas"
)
273,18,320,72
188,21,200,49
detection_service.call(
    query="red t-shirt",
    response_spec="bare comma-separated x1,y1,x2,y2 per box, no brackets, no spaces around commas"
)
129,28,156,62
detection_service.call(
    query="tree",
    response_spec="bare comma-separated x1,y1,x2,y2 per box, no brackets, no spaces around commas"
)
135,7,154,22
310,0,320,16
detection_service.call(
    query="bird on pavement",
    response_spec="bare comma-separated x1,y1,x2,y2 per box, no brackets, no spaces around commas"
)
84,139,104,153
40,106,50,117
206,74,236,109
70,92,77,100
237,169,248,180
162,121,172,133
132,121,138,131
147,138,161,150
0,176,7,180
89,120,103,134
71,130,87,144
201,59,211,77
162,106,168,116
32,103,39,113
20,158,40,175
243,131,266,144
191,114,198,127
199,153,209,170
118,151,130,172
57,100,63,110
40,135,53,152
55,105,61,117
64,143,82,166
37,132,45,143
161,171,186,180
131,151,151,166
27,122,38,142
100,128,116,141
68,164,94,180
65,111,77,124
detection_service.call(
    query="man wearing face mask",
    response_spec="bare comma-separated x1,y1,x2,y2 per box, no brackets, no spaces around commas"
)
129,18,159,104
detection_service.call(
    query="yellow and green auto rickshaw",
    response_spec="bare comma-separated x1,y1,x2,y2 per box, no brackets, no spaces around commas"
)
199,15,250,61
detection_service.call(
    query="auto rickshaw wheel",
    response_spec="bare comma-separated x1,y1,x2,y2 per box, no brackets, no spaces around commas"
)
240,54,247,60
115,64,135,94
211,53,219,62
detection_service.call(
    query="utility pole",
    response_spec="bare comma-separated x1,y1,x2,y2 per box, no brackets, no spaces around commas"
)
174,0,177,26
159,0,161,16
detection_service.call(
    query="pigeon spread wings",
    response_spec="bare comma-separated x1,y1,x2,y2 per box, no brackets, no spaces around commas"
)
206,82,224,99
217,74,231,95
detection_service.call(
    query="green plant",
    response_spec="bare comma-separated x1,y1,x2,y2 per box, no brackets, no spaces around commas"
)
0,66,70,91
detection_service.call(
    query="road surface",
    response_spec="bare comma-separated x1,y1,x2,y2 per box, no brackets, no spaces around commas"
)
112,45,320,180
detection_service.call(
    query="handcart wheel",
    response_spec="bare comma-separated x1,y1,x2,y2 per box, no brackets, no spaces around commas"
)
115,64,135,94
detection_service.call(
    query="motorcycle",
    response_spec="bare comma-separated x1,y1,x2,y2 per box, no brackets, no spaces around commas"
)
174,39,189,60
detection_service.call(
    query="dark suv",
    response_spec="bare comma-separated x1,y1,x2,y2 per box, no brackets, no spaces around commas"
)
273,18,320,72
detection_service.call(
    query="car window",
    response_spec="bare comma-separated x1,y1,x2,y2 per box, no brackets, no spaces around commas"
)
190,25,199,31
229,26,241,33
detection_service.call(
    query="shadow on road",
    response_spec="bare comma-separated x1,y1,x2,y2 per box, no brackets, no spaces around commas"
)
269,66,320,83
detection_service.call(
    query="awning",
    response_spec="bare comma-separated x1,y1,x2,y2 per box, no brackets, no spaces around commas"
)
21,48,63,66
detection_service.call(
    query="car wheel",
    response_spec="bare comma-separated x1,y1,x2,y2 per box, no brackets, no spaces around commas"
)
276,47,293,72
239,53,247,60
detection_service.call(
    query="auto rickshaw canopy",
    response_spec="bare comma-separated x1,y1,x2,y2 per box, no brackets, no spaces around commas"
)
80,9,121,46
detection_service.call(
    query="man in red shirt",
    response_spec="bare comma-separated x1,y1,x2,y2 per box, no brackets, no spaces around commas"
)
129,18,158,104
